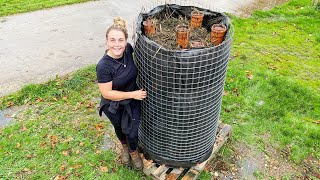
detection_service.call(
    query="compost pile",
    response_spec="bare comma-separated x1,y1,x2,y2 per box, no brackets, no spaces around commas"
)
135,4,232,168
146,16,214,50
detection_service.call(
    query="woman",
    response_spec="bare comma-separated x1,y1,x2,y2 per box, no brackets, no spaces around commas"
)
96,17,147,170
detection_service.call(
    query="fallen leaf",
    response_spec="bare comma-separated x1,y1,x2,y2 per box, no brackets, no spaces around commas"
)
40,142,46,148
9,134,13,138
234,51,240,57
6,101,12,107
20,125,27,132
53,175,66,180
96,132,105,138
204,163,212,172
223,91,228,96
86,101,95,108
26,154,33,159
60,165,66,171
314,172,320,179
63,137,74,143
51,142,56,152
268,64,277,70
73,106,79,111
50,135,59,143
52,97,58,101
62,151,69,156
75,150,80,154
246,73,254,80
89,163,95,167
95,150,101,154
35,97,43,103
229,78,234,82
95,124,103,131
22,168,30,172
79,142,84,147
233,88,238,93
224,109,231,113
232,88,239,97
49,135,59,152
313,120,320,125
71,164,82,169
16,142,21,148
99,166,108,172
63,97,68,101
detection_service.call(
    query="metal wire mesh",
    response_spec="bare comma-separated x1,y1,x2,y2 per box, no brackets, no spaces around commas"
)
134,4,233,168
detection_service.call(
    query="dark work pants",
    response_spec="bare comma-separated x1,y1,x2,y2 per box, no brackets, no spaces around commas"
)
103,101,141,151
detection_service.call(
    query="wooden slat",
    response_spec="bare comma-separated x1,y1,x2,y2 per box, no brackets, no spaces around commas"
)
165,168,184,180
142,123,232,180
151,164,169,180
143,163,158,176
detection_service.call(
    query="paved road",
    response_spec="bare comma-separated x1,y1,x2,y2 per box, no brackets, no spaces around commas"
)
0,0,252,97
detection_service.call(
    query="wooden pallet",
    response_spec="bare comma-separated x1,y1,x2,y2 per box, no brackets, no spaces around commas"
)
140,123,232,180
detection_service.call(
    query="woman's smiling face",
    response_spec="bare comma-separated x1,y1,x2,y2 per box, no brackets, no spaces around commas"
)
106,29,127,58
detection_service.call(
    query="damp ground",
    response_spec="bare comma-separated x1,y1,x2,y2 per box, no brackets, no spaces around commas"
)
205,141,320,179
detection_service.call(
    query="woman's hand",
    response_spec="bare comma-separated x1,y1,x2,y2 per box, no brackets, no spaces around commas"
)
131,89,147,100
99,82,147,101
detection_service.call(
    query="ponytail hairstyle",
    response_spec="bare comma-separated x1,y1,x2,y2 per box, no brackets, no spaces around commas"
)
106,17,128,40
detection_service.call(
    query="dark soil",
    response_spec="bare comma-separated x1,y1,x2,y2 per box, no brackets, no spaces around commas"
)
205,140,320,179
145,16,214,50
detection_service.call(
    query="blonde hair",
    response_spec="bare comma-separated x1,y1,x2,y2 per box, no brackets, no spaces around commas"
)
106,17,128,39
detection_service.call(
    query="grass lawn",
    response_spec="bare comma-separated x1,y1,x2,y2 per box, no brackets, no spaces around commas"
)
223,0,320,160
0,0,319,179
0,0,92,17
207,0,320,178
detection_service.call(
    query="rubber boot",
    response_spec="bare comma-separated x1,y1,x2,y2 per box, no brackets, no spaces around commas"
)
121,144,130,165
129,150,143,170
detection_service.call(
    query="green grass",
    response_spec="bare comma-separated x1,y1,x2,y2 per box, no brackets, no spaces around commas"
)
221,0,320,164
0,66,149,179
0,0,92,17
0,0,319,179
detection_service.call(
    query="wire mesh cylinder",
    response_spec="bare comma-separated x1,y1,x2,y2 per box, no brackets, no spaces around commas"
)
134,4,232,168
